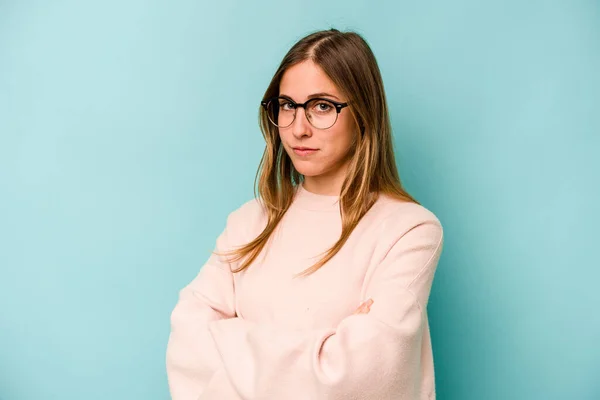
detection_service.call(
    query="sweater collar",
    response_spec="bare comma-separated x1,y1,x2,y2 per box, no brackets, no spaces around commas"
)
292,183,340,212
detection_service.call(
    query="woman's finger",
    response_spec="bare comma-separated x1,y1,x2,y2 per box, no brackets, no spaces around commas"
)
354,305,367,315
353,298,374,315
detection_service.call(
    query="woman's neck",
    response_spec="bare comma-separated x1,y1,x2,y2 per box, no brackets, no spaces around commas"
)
302,173,345,196
301,157,351,196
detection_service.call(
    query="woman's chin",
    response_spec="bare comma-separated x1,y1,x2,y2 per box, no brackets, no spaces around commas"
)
292,163,323,178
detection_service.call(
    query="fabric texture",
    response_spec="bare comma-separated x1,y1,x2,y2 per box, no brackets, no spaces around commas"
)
166,184,443,400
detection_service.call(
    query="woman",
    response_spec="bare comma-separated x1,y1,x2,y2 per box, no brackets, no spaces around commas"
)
166,28,444,400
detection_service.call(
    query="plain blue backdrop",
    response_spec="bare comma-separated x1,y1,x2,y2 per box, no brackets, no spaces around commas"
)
1,1,599,399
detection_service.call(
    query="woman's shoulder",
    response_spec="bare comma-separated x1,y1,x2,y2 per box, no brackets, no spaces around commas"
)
366,194,444,261
230,197,264,218
225,196,265,221
222,197,267,237
374,193,443,233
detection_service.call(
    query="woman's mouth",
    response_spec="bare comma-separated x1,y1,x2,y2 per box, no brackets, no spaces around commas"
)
293,147,318,157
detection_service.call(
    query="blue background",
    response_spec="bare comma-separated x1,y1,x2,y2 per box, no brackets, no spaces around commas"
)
1,1,599,399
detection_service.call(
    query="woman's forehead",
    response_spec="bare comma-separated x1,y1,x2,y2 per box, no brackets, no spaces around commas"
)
280,60,341,101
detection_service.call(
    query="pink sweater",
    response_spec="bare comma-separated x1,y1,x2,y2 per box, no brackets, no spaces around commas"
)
166,184,444,400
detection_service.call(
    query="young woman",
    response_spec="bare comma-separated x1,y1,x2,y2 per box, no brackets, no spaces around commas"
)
166,28,444,400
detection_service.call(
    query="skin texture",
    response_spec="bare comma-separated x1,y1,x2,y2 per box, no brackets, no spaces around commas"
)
278,60,359,196
353,298,374,315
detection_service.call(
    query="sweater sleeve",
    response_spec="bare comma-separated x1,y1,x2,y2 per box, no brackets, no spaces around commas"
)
207,218,444,400
165,213,238,400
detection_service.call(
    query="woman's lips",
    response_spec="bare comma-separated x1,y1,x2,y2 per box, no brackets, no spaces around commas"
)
293,147,318,157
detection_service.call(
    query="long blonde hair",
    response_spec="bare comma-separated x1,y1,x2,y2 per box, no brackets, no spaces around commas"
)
225,28,418,276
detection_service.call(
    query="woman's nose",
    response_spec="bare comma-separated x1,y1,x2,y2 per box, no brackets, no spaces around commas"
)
291,108,312,138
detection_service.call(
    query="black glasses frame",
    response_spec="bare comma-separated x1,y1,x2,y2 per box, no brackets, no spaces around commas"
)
261,96,349,129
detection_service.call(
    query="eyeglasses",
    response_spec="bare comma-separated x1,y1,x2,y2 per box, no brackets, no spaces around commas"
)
261,96,349,130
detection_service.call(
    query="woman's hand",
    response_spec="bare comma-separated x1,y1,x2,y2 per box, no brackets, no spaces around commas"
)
353,298,373,315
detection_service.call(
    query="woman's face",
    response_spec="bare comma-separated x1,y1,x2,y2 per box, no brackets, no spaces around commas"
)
278,60,357,192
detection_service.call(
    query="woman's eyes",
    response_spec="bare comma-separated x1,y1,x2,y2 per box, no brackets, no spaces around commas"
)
279,100,334,112
313,102,333,112
280,102,295,111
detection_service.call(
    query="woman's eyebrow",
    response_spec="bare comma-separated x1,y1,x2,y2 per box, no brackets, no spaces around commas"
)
308,92,340,100
279,92,341,101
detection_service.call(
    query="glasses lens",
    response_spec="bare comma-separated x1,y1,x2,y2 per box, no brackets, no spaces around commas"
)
266,98,295,128
306,99,337,129
264,98,339,129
